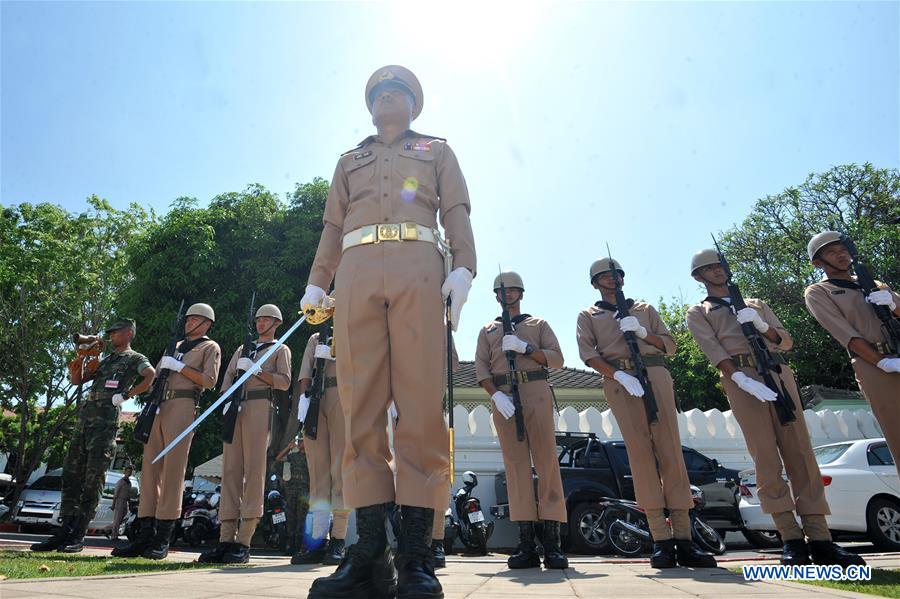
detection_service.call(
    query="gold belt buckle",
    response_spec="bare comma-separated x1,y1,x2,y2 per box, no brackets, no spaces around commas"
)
377,224,400,242
514,371,527,384
359,226,376,245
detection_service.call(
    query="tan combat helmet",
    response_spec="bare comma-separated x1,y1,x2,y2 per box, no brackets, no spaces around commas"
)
807,231,842,261
493,271,524,291
365,65,424,121
690,249,720,275
589,258,624,282
255,304,283,321
186,303,215,322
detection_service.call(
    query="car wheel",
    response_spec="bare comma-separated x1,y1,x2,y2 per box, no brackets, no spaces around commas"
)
742,528,782,549
866,496,900,551
567,503,611,555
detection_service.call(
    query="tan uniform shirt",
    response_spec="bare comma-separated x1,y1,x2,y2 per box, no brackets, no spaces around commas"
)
685,298,792,367
576,300,676,364
221,342,292,392
112,477,131,509
158,338,221,392
298,333,337,382
475,315,564,383
309,130,476,289
804,279,900,350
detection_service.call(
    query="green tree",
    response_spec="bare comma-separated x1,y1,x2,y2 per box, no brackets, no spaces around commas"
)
718,163,900,390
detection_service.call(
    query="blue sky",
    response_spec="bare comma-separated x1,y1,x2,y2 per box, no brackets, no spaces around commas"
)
4,1,898,378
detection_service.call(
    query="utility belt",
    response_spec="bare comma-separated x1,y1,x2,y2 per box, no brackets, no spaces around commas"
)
342,222,442,251
324,376,338,389
163,388,201,404
850,341,898,359
731,353,786,369
492,369,548,387
607,354,668,372
244,388,273,401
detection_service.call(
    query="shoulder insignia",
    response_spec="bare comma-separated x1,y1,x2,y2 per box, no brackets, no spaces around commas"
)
340,136,376,157
831,289,846,295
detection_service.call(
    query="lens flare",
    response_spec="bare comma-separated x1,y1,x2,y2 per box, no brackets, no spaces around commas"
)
401,177,419,202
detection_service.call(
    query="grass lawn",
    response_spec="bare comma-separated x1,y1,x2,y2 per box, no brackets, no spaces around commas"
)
797,568,900,598
0,550,248,580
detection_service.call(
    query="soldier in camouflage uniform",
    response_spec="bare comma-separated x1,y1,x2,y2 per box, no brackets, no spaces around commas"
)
32,319,154,553
284,440,311,554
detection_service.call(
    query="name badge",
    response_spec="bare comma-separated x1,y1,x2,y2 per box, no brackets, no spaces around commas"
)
831,290,846,295
105,380,119,389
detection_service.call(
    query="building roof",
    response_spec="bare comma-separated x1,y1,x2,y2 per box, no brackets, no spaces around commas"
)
454,361,602,389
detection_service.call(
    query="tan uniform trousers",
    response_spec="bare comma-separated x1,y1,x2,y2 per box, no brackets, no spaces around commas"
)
334,241,448,510
306,391,349,539
220,397,271,521
722,365,829,516
853,356,900,477
605,366,693,511
138,398,196,520
492,380,566,523
110,501,128,539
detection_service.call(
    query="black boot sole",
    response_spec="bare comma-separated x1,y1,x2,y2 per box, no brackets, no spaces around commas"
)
650,558,678,569
58,545,85,554
507,555,541,569
307,580,396,599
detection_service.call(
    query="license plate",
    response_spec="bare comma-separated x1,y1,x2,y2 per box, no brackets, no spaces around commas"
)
272,512,286,524
181,518,193,527
468,511,485,523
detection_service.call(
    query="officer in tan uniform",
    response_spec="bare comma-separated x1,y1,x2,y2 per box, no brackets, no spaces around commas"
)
576,258,716,568
300,65,476,599
291,327,350,566
685,250,864,567
199,304,292,564
475,271,568,570
804,231,900,475
113,303,221,559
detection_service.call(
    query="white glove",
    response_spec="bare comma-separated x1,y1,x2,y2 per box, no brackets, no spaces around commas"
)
877,357,900,373
501,334,529,354
300,284,326,312
619,316,648,339
491,391,516,419
613,370,645,397
237,357,257,373
159,356,185,372
389,401,398,422
867,289,897,311
735,307,770,333
111,393,126,407
297,394,310,421
731,371,777,402
314,344,334,360
440,267,473,331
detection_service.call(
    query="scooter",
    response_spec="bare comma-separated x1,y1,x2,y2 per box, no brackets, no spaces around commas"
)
262,473,289,551
451,471,493,556
181,489,220,547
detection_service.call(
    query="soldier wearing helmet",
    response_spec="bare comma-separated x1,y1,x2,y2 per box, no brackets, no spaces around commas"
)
300,65,475,599
474,271,568,571
804,231,900,479
576,258,716,569
113,303,221,560
685,250,864,568
199,304,292,564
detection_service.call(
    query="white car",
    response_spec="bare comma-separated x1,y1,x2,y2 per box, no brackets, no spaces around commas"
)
739,438,900,550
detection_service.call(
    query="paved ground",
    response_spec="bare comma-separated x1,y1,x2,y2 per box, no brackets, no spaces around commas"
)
2,534,898,599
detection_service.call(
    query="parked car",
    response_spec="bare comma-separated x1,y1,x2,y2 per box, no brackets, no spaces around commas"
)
491,432,743,554
11,468,139,534
740,438,900,551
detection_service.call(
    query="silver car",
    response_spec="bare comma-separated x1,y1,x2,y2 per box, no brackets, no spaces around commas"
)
11,468,139,534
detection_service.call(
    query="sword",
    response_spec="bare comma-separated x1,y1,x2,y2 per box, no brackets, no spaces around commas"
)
151,310,311,464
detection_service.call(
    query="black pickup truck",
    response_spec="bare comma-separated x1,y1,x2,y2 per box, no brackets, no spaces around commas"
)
491,432,742,554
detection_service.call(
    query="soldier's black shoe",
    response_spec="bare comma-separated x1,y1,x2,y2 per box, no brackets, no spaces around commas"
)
650,539,678,569
396,506,442,599
540,520,568,570
292,542,328,565
143,519,176,560
431,540,446,569
780,539,812,565
675,539,717,568
808,541,866,567
222,543,251,564
507,521,540,569
198,542,233,564
58,515,87,553
112,517,156,557
308,503,397,599
31,516,73,552
323,538,347,566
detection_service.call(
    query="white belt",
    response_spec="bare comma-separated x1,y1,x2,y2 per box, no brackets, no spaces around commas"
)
342,222,439,252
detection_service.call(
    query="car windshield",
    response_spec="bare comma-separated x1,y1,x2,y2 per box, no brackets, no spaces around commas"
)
28,475,61,491
813,444,851,465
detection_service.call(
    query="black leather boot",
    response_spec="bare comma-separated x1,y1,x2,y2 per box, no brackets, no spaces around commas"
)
111,517,156,557
396,506,442,599
307,503,397,599
675,539,717,568
198,542,233,564
780,539,811,566
507,521,540,569
58,514,87,553
431,540,446,569
808,541,866,567
31,516,73,552
293,540,328,565
323,538,347,566
223,543,251,564
540,520,568,569
650,539,677,569
143,519,176,560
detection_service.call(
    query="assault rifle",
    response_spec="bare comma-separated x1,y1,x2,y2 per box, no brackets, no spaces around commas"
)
133,300,185,443
499,278,525,442
302,320,331,440
221,292,256,443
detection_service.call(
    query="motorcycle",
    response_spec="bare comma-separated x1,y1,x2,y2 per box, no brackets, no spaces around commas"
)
450,471,493,556
261,473,289,551
121,498,139,541
604,486,726,558
181,489,220,547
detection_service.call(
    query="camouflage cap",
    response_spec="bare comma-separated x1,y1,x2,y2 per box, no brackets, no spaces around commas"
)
105,318,136,334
